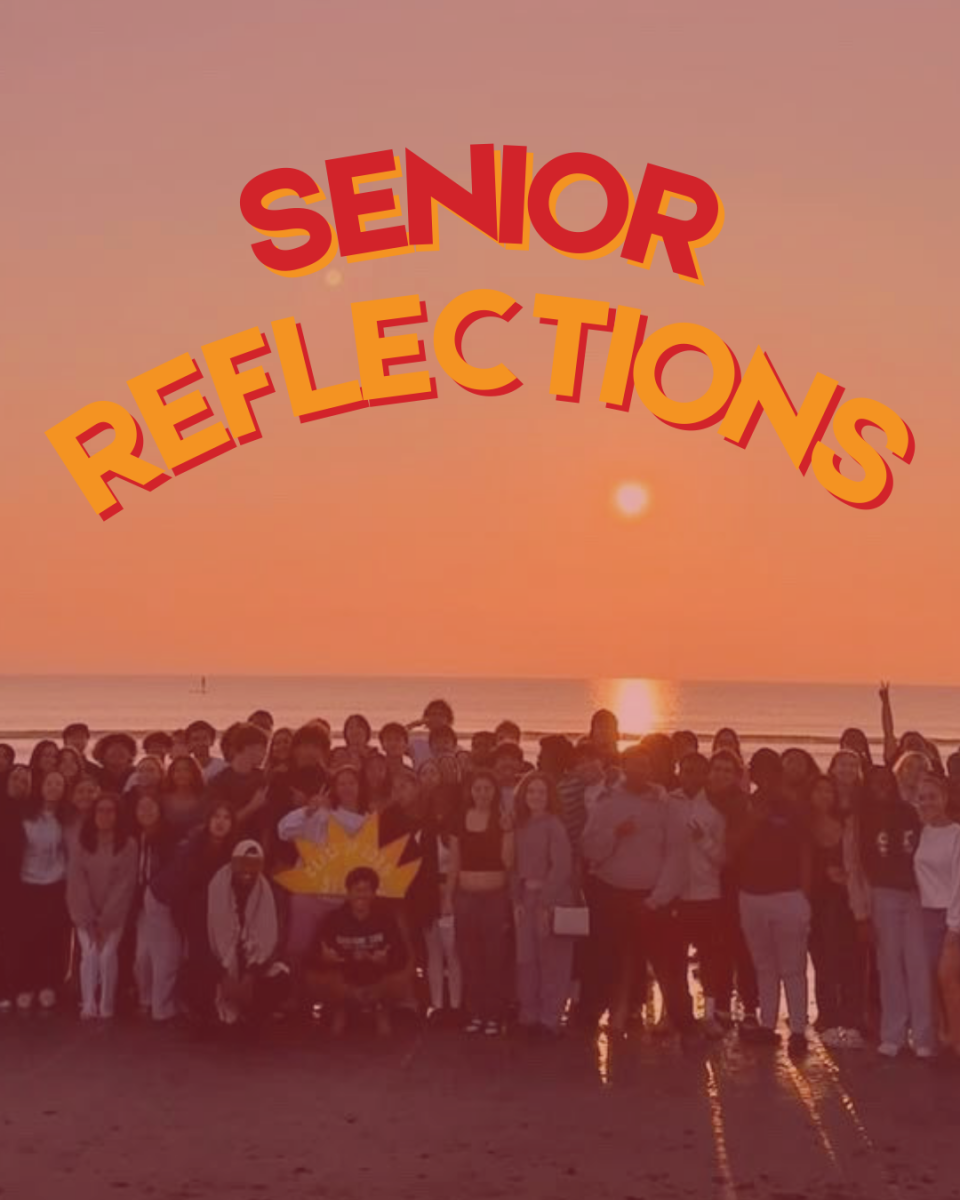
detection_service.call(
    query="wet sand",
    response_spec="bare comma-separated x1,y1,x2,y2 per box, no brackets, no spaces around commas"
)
1,1016,958,1200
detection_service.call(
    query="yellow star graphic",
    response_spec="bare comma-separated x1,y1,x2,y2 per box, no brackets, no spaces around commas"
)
273,814,422,899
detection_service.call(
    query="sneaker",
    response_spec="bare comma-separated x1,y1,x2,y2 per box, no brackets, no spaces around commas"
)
819,1027,845,1048
16,992,35,1012
464,1017,483,1035
38,989,57,1010
914,1046,937,1060
0,998,12,1014
788,1033,809,1059
483,1020,501,1037
878,1042,902,1058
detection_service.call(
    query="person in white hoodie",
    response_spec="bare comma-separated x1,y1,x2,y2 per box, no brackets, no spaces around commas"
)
913,772,960,1056
277,764,366,1005
669,752,726,1037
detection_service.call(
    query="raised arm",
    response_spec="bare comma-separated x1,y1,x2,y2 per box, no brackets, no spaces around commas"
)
879,681,898,765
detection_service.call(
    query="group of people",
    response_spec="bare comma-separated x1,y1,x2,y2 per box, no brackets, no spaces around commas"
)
0,686,958,1061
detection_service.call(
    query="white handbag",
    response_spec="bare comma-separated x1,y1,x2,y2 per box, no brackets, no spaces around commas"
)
552,905,590,937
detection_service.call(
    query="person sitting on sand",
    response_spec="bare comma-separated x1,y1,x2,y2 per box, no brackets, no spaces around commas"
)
307,867,411,1037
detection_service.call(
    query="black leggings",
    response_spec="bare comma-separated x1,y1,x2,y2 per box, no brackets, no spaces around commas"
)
17,880,70,994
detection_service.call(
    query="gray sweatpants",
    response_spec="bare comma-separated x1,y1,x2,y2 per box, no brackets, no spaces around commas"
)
871,886,934,1053
739,890,811,1034
515,891,573,1032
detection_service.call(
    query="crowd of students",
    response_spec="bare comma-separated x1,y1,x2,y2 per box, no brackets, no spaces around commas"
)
0,687,958,1061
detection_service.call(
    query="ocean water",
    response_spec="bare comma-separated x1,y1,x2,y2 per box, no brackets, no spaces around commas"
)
0,675,957,767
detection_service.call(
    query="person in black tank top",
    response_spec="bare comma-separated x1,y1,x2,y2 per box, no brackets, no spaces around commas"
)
447,770,515,1036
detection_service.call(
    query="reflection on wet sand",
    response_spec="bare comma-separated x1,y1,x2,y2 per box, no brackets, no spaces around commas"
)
704,1059,737,1200
779,1053,841,1168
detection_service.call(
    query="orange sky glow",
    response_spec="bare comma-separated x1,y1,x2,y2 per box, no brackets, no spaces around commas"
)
2,0,957,684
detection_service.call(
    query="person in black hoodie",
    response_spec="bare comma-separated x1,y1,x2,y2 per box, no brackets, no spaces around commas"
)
129,791,181,1020
379,766,438,1009
855,764,935,1058
149,802,238,1021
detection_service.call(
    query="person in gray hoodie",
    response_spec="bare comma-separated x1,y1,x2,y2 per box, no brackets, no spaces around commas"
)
581,745,692,1037
67,793,137,1019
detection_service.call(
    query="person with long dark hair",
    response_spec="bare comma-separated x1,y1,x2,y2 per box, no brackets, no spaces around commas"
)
448,770,515,1035
162,755,207,835
828,749,864,817
511,771,574,1036
57,747,84,791
781,748,819,811
16,769,70,1011
62,774,101,848
67,793,137,1019
362,751,392,814
29,739,59,787
855,764,934,1058
150,803,238,1021
808,774,865,1047
732,750,812,1056
840,728,873,769
589,709,621,766
343,714,373,764
130,791,180,1020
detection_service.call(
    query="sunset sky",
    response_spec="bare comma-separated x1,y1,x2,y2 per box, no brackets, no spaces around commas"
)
2,0,957,684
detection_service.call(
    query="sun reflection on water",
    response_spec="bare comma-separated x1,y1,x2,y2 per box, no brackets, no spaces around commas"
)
592,678,670,740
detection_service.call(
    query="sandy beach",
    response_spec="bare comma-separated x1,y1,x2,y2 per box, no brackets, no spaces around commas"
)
2,1015,958,1200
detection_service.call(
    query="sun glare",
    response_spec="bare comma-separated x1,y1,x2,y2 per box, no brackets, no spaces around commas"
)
614,481,650,518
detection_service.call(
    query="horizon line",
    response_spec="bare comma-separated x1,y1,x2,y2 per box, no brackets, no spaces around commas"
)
0,671,954,689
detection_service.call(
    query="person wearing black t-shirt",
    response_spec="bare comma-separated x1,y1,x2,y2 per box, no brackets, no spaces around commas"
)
731,749,812,1056
308,867,410,1037
204,723,270,843
855,764,935,1058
